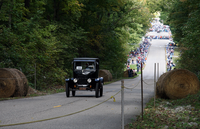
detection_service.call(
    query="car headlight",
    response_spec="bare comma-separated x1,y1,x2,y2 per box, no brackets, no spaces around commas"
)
73,78,78,83
87,78,92,83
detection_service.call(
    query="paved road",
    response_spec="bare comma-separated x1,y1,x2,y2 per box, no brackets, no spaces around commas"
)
0,32,169,129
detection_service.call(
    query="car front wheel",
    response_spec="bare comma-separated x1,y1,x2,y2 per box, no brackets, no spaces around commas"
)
95,83,99,98
100,83,103,97
66,83,70,97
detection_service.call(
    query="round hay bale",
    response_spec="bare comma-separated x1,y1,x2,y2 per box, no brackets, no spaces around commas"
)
0,68,29,98
106,70,112,81
99,69,112,82
157,69,200,99
0,69,16,98
156,72,169,99
6,68,24,97
124,70,129,77
13,69,29,96
124,69,136,77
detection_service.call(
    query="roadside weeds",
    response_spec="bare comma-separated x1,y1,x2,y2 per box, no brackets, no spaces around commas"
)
125,91,200,129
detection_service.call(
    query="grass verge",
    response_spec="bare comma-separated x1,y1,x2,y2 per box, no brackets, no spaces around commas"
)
0,86,65,101
125,91,200,129
104,75,139,85
0,73,140,101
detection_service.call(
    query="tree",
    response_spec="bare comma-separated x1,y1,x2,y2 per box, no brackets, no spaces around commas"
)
0,0,154,90
166,0,200,80
76,0,152,78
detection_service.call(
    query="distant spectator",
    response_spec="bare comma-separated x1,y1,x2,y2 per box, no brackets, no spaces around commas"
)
127,65,130,69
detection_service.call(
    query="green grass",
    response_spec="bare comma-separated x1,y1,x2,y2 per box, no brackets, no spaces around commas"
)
104,75,139,85
124,64,137,71
173,47,181,69
130,64,137,70
0,86,65,101
173,47,181,57
166,47,180,71
0,97,20,101
125,91,200,129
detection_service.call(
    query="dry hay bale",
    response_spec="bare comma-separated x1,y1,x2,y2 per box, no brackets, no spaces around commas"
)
124,69,136,77
124,70,129,77
106,70,112,81
99,69,112,82
0,68,29,98
99,69,107,80
6,68,24,97
157,69,200,99
0,69,16,98
156,72,169,98
13,69,29,96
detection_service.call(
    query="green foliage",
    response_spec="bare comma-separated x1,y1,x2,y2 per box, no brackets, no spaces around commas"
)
76,0,152,78
149,0,200,80
146,0,163,13
0,0,153,90
159,11,169,24
165,0,200,80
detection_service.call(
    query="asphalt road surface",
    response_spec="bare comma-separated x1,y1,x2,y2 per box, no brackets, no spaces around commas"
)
0,32,169,129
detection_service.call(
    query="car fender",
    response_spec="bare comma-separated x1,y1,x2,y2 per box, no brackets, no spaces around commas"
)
95,77,103,82
99,77,104,84
65,78,74,88
65,78,70,82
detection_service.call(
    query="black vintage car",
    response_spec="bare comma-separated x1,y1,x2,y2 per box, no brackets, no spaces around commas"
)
65,58,104,98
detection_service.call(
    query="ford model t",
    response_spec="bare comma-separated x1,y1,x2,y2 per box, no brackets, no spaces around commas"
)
65,58,104,98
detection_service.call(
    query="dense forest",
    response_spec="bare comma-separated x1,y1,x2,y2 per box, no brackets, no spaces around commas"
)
0,0,199,90
0,0,154,89
159,0,200,80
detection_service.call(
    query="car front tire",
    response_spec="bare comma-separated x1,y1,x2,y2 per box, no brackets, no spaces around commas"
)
66,83,70,97
95,83,99,98
100,83,103,97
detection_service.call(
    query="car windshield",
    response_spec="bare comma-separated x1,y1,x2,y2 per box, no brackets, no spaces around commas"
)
74,62,95,71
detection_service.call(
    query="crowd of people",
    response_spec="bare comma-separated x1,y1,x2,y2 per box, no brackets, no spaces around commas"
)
166,41,176,71
126,18,176,76
149,19,176,71
147,35,170,40
146,20,172,40
126,38,151,76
